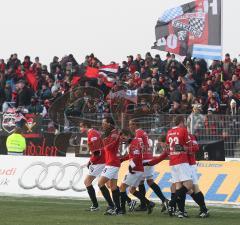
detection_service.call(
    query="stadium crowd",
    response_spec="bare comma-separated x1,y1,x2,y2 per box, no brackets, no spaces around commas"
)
0,52,240,116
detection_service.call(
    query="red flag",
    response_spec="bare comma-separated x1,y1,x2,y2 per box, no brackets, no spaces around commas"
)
85,67,99,78
99,64,119,73
25,71,38,91
98,64,119,87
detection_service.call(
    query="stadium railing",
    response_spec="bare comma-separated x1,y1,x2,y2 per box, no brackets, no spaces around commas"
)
0,112,239,158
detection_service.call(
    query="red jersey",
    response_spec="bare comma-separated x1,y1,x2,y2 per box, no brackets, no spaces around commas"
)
102,129,121,167
87,129,105,165
135,129,152,161
187,134,199,165
166,126,191,166
121,137,144,172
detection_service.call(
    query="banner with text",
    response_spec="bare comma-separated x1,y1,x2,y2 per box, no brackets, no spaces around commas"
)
0,156,239,206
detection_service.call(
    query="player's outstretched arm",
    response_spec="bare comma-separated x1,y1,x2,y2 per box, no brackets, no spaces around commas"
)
143,151,168,166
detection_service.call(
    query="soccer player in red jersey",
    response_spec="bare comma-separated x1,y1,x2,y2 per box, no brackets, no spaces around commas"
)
129,120,168,212
119,130,155,215
144,116,193,218
98,117,121,215
80,122,107,211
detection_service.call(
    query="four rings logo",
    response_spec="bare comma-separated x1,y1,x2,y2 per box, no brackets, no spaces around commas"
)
18,162,88,192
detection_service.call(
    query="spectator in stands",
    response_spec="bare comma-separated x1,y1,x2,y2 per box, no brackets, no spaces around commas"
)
169,100,182,114
187,104,205,135
152,89,169,113
0,59,6,73
50,56,60,74
226,99,240,115
222,53,234,80
15,80,33,107
208,97,220,114
179,93,191,114
7,53,21,70
169,83,181,103
232,74,240,92
38,84,52,100
83,99,97,113
1,50,240,118
22,56,32,70
27,97,44,114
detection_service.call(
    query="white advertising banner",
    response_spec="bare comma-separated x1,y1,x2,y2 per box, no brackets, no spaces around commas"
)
0,155,93,198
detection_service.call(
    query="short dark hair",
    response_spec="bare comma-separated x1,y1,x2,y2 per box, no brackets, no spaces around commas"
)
129,119,139,127
80,121,90,128
174,115,185,126
104,117,115,126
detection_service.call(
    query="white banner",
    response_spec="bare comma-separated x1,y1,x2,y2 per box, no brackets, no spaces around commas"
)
0,155,94,198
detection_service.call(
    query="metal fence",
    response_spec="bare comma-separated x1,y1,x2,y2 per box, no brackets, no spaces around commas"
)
1,112,240,158
65,113,240,158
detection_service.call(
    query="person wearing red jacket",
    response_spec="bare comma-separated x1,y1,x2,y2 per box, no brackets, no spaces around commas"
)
98,117,121,215
129,120,168,212
80,122,106,212
144,116,192,218
119,130,155,215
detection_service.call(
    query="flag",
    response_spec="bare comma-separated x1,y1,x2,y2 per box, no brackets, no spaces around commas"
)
85,67,99,78
152,0,222,58
108,89,138,104
192,44,222,60
25,71,38,91
99,64,119,87
99,64,119,74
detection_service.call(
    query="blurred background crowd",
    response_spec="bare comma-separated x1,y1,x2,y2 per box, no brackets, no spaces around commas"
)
0,52,240,117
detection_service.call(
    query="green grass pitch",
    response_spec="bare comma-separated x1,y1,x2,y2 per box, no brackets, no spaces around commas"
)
0,196,239,225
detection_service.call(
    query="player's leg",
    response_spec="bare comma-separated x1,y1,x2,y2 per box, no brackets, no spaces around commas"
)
109,179,121,214
147,178,169,212
190,185,209,217
129,186,155,215
176,180,193,218
168,183,177,215
119,182,129,214
169,163,193,218
135,165,150,211
84,175,99,211
135,180,147,211
85,164,105,211
121,171,143,213
98,168,115,213
188,165,209,218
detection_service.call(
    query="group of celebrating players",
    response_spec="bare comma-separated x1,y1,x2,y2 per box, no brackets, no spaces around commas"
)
81,115,209,218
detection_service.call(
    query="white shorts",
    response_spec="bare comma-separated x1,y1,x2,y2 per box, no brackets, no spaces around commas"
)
171,163,192,183
88,164,105,177
101,166,119,180
123,171,144,187
143,166,154,180
190,165,198,185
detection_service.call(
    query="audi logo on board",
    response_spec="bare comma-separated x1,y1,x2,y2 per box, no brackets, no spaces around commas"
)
18,162,88,192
